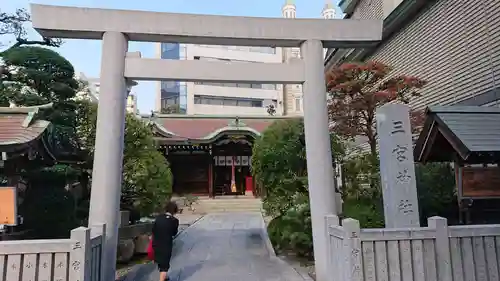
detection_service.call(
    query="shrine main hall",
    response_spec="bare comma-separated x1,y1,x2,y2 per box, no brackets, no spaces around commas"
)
148,114,295,198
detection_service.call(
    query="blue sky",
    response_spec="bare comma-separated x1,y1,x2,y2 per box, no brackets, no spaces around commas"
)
2,0,341,113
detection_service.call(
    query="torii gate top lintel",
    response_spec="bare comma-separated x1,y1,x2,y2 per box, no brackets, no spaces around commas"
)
30,4,382,48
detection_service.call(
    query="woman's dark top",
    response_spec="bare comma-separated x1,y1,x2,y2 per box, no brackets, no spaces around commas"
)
152,213,179,270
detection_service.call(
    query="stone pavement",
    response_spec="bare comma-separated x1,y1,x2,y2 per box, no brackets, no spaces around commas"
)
131,213,309,281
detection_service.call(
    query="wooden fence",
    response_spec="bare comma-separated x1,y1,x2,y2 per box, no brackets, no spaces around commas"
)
326,215,500,281
0,224,105,281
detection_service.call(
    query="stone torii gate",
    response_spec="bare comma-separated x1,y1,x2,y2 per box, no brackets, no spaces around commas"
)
30,4,381,281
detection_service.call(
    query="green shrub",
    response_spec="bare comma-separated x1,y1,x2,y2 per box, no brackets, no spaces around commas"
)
253,119,344,258
341,158,458,227
342,197,385,228
20,166,79,238
78,102,173,218
267,193,313,258
415,162,458,225
252,119,344,218
341,152,380,200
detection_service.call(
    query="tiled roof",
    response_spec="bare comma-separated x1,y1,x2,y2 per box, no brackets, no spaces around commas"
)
0,105,51,147
152,116,293,141
414,106,500,163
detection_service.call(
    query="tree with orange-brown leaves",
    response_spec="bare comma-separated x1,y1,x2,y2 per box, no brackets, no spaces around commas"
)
326,61,427,158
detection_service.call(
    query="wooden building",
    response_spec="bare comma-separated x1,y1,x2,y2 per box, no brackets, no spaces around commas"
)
149,114,293,197
0,104,57,185
414,106,500,224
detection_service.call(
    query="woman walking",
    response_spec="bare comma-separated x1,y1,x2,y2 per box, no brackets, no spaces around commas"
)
152,201,179,281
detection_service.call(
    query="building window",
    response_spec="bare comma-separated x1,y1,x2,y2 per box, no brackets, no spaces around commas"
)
192,57,277,90
161,96,180,110
161,81,179,91
194,95,264,107
295,97,302,112
194,57,276,90
194,81,276,90
225,99,238,106
197,45,275,54
252,100,263,107
238,83,251,88
161,43,180,60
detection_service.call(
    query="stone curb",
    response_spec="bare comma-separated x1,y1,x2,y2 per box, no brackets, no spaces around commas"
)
174,214,205,239
272,256,315,281
258,213,314,281
118,215,205,281
258,212,277,258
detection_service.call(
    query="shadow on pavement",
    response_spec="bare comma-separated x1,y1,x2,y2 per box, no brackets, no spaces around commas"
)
169,262,204,281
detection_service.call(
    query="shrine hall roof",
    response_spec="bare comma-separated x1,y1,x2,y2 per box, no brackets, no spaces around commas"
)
148,114,298,142
0,104,52,149
414,106,500,164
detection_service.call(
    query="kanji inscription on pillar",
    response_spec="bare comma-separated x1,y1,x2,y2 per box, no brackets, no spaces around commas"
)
376,104,420,228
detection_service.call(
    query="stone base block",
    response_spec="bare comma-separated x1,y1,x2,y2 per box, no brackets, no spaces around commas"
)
134,234,151,254
117,239,135,263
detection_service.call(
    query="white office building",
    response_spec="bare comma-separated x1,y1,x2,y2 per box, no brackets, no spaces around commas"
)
76,72,139,114
155,0,336,116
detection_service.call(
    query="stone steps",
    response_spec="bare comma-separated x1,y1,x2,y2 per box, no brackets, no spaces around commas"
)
194,197,263,214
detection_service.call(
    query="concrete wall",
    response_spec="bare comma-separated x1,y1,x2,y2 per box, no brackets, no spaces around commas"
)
351,0,384,20
191,104,270,116
183,44,284,115
155,42,306,116
283,47,304,116
77,73,139,114
332,0,500,153
348,0,500,111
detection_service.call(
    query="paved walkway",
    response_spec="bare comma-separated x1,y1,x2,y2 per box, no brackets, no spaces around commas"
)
134,213,309,281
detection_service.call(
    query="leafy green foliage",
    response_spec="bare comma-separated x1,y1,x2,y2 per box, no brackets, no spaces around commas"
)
341,152,380,200
415,162,458,224
75,100,99,154
252,118,344,218
340,152,385,228
0,47,85,238
21,186,78,238
342,197,385,228
19,166,79,239
76,101,173,216
1,47,78,109
122,149,173,215
341,155,458,227
267,193,313,258
0,46,81,160
252,119,307,216
252,119,344,258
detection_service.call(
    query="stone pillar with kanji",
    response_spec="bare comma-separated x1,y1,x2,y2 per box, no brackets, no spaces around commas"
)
376,104,420,228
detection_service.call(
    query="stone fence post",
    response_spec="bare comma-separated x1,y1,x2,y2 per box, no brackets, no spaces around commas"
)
428,216,452,281
91,223,106,281
70,227,91,281
325,215,340,281
342,218,364,281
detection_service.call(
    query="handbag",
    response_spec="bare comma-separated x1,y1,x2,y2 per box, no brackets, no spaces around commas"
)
147,236,154,260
